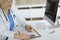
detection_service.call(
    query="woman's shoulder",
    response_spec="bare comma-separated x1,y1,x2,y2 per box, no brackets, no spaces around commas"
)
11,6,19,14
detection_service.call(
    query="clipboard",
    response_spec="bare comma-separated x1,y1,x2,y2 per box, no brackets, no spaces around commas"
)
18,26,41,39
21,29,41,40
31,29,41,38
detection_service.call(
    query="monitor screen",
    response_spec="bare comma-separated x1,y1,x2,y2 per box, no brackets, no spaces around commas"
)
45,0,59,22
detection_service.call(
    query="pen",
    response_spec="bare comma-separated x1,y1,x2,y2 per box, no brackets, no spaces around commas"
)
18,31,21,34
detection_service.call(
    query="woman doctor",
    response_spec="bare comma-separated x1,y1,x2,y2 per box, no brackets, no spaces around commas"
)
0,0,33,40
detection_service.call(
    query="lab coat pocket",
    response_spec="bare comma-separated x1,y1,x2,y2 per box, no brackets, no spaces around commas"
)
0,34,7,40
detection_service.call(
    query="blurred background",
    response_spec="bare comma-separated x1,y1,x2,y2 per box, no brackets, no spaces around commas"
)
13,0,60,21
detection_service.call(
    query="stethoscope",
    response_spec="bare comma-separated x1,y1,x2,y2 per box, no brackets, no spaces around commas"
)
1,9,19,29
2,9,16,22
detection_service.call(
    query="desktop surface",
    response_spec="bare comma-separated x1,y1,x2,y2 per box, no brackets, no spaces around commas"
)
27,20,60,40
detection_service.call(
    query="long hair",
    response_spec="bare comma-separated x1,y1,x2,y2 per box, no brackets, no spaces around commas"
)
0,0,8,9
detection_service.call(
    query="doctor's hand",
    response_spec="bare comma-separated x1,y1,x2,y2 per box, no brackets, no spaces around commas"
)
14,33,31,40
25,25,33,32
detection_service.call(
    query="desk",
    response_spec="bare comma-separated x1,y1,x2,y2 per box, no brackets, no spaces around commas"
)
27,20,60,40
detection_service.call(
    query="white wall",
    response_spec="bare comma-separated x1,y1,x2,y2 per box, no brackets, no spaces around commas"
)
12,0,60,19
16,7,60,18
14,3,60,18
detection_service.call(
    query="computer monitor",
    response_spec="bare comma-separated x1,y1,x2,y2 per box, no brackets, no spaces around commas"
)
44,0,59,26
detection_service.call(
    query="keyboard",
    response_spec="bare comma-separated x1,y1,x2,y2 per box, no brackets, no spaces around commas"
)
36,22,46,29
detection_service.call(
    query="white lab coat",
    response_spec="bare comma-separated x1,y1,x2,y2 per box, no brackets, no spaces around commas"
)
0,8,27,40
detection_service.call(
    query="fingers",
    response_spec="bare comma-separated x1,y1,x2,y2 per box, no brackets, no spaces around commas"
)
19,34,31,40
24,34,31,39
14,33,31,40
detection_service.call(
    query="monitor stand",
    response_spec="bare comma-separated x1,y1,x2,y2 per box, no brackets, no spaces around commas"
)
47,17,60,34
